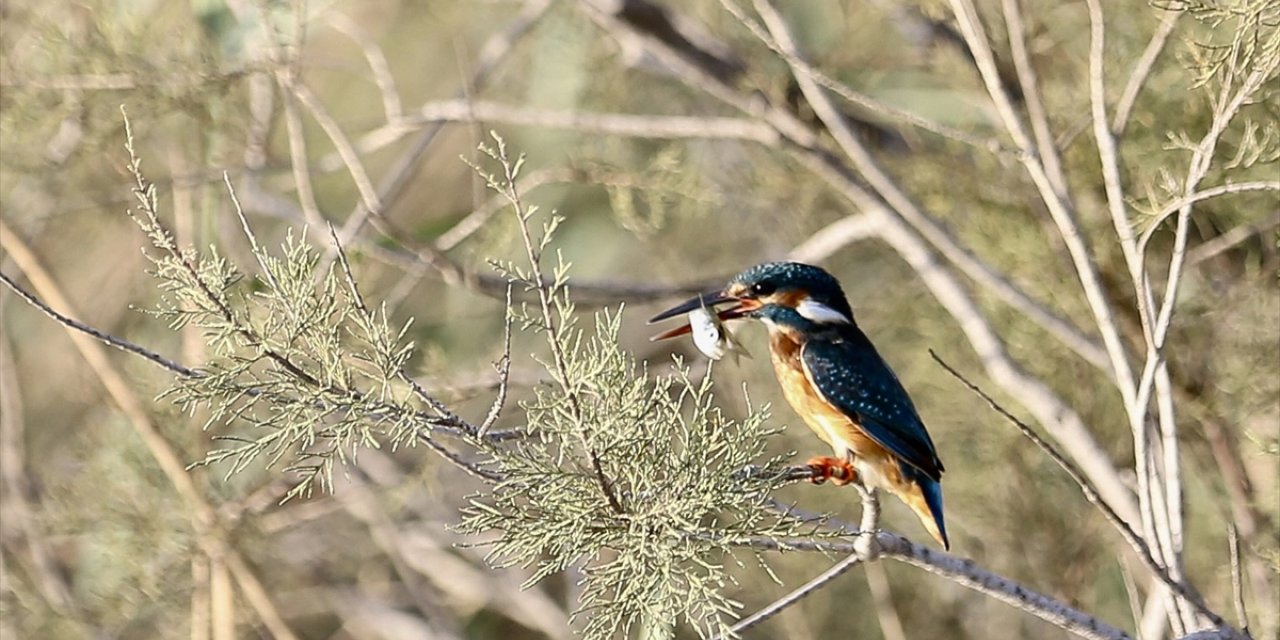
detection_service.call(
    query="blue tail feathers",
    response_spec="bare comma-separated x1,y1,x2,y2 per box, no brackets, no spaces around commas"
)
919,476,949,549
903,464,949,549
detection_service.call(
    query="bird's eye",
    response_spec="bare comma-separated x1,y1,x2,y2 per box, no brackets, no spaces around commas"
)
750,281,776,297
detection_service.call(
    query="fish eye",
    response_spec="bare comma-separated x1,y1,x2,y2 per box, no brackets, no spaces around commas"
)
750,281,776,297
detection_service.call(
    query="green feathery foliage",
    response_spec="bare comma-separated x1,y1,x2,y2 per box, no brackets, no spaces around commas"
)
458,316,808,638
1167,0,1280,87
125,116,443,501
1130,0,1280,231
459,135,825,639
128,122,830,637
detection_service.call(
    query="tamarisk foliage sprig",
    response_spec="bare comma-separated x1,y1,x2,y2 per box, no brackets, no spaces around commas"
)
125,119,459,501
458,135,828,640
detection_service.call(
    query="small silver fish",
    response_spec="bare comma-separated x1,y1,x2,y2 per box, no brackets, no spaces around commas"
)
688,303,751,363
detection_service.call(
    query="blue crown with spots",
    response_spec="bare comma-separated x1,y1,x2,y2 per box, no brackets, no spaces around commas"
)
730,262,854,320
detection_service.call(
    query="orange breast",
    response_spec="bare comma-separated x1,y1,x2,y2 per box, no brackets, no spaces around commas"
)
768,331,905,491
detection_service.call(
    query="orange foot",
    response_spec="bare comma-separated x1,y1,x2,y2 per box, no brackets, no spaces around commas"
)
807,456,858,486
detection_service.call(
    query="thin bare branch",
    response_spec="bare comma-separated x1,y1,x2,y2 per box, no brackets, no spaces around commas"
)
929,351,1234,633
713,1,1014,156
437,168,581,251
716,553,864,639
223,551,300,640
1114,10,1180,136
1002,0,1069,198
479,284,514,436
350,0,555,238
726,531,1134,640
1078,27,1186,599
865,560,908,640
278,83,328,235
327,13,403,123
1229,524,1249,636
329,103,779,167
210,557,233,640
416,432,503,483
1187,210,1280,266
191,552,211,640
1085,0,1145,299
785,211,881,264
0,268,198,378
287,79,385,245
1118,560,1147,640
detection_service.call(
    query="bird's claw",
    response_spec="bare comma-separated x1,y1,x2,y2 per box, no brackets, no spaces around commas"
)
806,456,857,486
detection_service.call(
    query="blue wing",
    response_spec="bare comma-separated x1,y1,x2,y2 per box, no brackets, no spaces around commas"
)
801,330,944,481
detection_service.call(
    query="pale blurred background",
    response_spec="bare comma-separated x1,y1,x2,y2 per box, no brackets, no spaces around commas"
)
1,1,1276,639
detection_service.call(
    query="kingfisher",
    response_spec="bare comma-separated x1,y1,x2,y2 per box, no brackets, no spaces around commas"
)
649,262,949,548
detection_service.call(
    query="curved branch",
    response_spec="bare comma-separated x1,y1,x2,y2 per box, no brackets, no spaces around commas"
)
1138,182,1280,254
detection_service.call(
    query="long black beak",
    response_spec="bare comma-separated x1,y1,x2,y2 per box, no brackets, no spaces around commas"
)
647,290,736,324
648,290,755,342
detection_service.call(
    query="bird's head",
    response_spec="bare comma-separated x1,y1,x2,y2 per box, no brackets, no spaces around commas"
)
649,262,854,340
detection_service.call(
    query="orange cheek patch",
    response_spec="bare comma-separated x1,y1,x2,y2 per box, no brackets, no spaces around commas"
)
770,289,808,308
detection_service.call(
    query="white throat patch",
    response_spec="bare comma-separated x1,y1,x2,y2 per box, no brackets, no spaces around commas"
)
796,297,853,325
